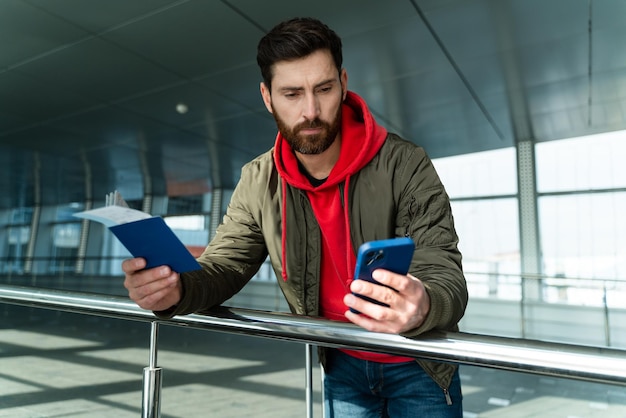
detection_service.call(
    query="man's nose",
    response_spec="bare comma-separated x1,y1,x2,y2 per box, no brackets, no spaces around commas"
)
302,94,320,120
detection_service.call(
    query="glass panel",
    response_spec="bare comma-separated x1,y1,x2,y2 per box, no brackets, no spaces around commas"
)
433,148,520,300
10,207,33,224
53,223,80,248
5,229,28,274
433,147,517,198
8,225,30,245
452,199,521,299
49,204,86,273
56,203,84,222
539,192,626,307
50,246,79,273
4,208,34,274
164,214,210,258
536,130,626,192
164,215,206,231
167,195,204,214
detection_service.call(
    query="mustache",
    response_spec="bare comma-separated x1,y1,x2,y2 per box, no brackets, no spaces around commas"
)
295,119,325,131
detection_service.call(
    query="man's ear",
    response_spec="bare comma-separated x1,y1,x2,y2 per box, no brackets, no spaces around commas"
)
340,68,348,101
260,82,273,114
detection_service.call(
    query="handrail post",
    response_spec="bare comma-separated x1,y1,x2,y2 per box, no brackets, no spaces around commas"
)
603,282,611,347
320,362,326,418
305,343,313,418
142,321,162,418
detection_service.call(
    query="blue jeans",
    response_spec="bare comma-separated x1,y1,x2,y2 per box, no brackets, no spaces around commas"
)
323,349,463,418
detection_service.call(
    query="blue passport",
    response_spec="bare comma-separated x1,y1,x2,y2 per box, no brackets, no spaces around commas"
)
110,216,201,272
75,205,201,273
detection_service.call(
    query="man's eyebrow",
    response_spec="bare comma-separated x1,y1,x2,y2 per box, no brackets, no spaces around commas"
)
278,86,304,93
314,78,337,88
278,79,337,92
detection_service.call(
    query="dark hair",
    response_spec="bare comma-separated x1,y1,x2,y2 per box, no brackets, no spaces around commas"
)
257,17,343,90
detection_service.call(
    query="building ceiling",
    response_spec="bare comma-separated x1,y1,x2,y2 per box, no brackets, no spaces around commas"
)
1,0,625,210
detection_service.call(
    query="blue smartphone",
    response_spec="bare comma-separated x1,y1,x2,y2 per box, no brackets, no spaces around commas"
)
350,237,415,313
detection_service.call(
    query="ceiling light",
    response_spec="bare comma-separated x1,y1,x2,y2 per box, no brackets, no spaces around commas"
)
176,103,188,114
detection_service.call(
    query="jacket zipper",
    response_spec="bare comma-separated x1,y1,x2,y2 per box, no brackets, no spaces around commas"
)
300,191,312,315
443,388,452,405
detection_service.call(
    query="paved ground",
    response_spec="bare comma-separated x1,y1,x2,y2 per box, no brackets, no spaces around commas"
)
1,304,625,417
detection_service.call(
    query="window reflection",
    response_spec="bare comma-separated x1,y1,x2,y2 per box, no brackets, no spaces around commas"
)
3,208,33,274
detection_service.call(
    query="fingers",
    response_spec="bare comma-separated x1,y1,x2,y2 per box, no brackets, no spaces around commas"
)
122,257,146,275
131,275,181,312
122,258,181,311
343,270,429,333
345,269,404,311
345,307,404,334
344,289,399,332
369,269,415,293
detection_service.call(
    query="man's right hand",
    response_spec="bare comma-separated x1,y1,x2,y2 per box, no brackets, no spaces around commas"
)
122,257,182,312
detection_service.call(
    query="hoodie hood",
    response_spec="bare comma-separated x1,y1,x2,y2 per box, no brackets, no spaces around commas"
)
273,91,388,281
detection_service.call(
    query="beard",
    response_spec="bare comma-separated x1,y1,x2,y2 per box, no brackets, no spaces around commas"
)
272,104,342,155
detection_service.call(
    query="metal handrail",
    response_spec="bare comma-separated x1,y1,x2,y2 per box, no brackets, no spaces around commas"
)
1,284,625,385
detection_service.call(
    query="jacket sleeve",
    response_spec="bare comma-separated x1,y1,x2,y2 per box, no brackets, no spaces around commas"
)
155,160,270,319
396,146,468,338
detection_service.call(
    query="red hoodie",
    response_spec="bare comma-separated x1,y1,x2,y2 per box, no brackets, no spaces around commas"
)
274,91,413,363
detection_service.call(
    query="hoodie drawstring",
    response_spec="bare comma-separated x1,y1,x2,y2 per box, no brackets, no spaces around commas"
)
280,178,288,281
343,176,353,272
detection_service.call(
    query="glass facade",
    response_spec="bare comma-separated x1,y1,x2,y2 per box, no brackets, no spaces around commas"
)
432,131,626,311
536,131,626,308
1,133,624,299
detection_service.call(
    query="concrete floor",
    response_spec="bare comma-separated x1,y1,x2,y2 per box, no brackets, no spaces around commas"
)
1,304,625,417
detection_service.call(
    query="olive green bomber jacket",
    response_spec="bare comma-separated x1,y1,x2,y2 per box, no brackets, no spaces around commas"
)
158,133,468,392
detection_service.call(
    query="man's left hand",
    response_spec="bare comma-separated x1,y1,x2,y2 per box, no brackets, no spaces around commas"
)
343,269,430,334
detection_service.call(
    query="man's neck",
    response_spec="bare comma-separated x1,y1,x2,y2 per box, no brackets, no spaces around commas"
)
295,136,342,180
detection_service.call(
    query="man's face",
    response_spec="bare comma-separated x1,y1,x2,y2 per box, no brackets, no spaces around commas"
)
260,49,347,155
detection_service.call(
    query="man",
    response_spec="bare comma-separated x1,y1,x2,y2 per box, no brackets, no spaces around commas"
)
123,17,467,417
